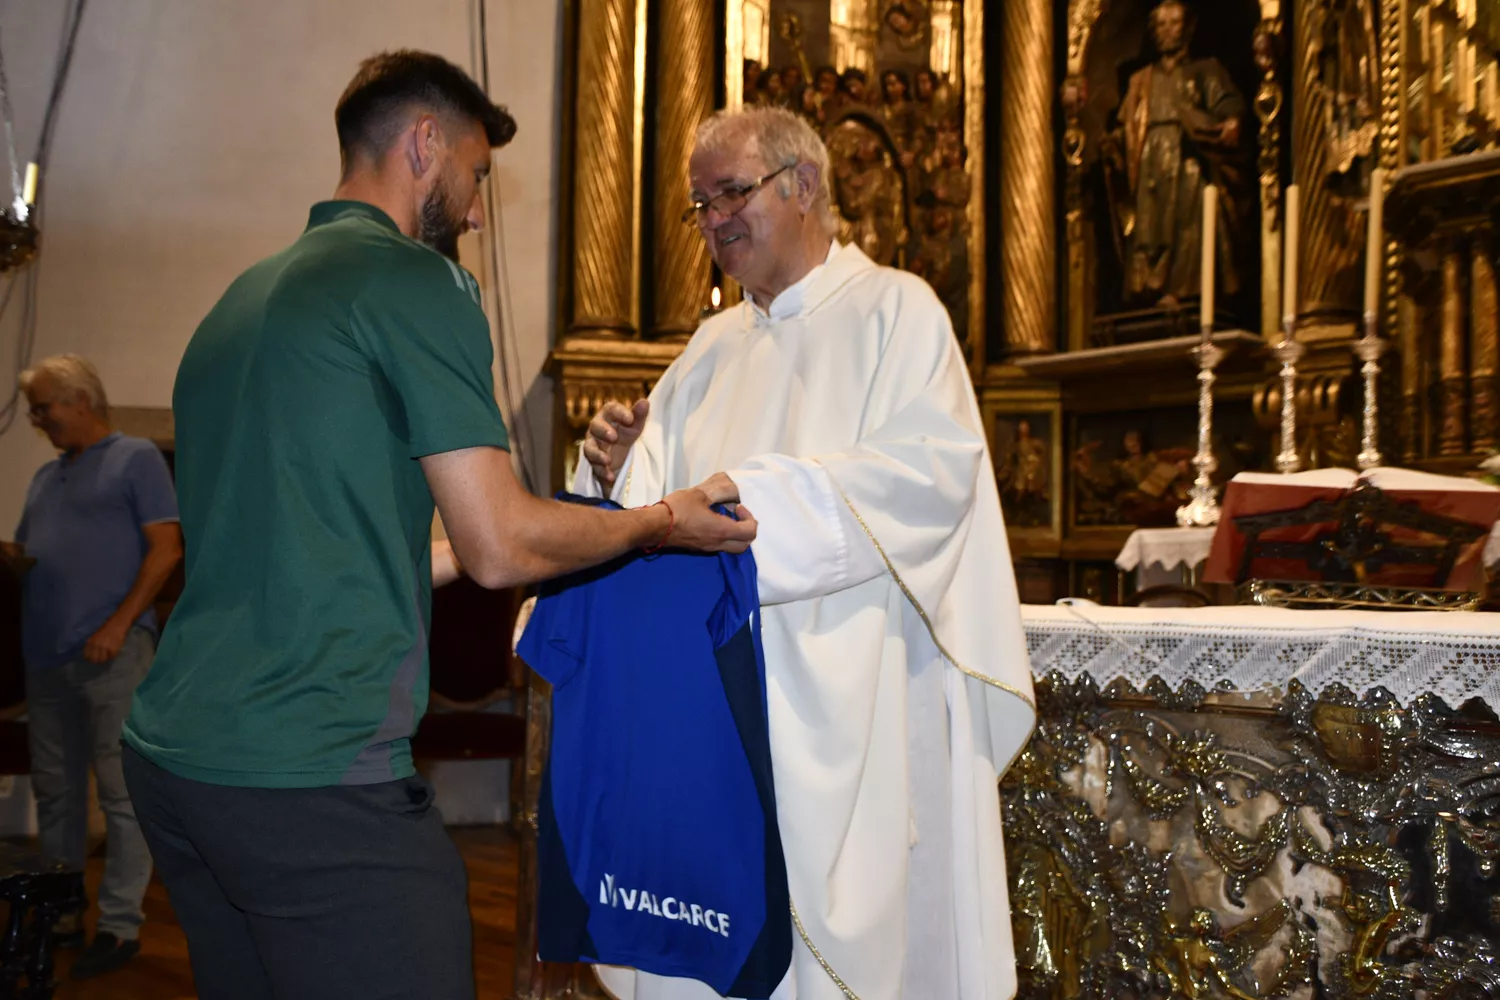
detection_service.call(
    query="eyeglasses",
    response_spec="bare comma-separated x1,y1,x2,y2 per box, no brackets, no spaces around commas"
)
680,164,794,226
27,400,57,421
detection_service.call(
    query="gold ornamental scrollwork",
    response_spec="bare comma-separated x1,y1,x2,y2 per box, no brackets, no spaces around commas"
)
1062,0,1105,353
1007,672,1500,1000
547,337,682,482
1251,371,1357,469
1154,902,1315,1000
561,380,657,432
1254,11,1284,340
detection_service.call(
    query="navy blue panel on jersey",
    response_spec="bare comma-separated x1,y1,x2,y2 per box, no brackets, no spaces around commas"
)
520,497,790,999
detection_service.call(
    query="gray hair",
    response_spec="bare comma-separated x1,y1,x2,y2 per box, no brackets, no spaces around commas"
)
19,354,109,417
694,107,838,236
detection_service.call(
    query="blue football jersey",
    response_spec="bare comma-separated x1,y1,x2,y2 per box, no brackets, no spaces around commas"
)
518,497,791,998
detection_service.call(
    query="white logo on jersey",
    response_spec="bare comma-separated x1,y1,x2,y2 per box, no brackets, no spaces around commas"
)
598,873,731,938
442,258,482,307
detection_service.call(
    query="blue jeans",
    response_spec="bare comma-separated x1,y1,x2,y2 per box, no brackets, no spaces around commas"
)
27,625,155,940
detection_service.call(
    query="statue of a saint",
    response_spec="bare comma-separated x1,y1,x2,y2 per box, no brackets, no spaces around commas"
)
1104,0,1248,308
877,70,921,169
829,122,907,267
1316,0,1379,177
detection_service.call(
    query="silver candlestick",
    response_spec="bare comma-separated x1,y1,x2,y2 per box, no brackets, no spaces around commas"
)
1354,310,1386,470
1176,327,1226,527
1273,321,1305,474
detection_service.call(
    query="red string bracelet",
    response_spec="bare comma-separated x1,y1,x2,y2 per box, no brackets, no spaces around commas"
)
642,500,675,554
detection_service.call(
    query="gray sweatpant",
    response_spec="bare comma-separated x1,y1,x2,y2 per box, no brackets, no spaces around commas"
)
26,624,155,940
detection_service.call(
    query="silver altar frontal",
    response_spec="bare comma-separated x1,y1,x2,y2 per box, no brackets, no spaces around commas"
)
1009,603,1500,1000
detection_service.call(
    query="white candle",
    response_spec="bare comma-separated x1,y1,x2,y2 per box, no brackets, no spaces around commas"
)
1200,184,1217,332
22,162,37,206
1364,168,1384,320
1282,185,1300,334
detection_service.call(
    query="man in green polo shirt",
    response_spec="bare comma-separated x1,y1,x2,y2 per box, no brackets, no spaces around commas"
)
120,50,754,1000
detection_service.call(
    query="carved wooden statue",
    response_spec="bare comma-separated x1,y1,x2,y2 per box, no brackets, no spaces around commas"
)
1103,0,1250,309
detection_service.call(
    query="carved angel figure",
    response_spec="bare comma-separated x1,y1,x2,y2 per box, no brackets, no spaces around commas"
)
1153,902,1313,1000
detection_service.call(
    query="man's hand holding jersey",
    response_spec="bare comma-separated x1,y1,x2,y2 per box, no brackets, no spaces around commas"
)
424,444,755,590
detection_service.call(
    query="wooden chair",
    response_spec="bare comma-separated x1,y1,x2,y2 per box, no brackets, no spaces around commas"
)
0,554,31,775
411,580,527,768
0,557,84,998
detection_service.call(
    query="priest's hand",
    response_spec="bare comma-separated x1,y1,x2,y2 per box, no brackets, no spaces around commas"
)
690,471,739,506
661,485,757,554
583,399,649,489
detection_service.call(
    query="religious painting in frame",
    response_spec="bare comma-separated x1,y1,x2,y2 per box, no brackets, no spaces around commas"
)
983,397,1063,550
724,0,987,367
1067,402,1264,532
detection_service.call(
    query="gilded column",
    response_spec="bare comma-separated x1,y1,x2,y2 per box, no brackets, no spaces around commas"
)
568,0,638,339
1381,0,1407,455
651,0,713,340
963,0,988,371
1291,0,1374,320
830,0,878,74
1439,244,1467,455
1063,0,1106,352
1398,292,1422,463
1000,0,1056,355
1471,230,1498,452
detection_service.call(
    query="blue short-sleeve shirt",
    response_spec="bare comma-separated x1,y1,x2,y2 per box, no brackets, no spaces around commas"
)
15,432,179,670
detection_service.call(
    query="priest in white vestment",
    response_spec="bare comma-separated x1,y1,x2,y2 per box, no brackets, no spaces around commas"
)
574,107,1036,1000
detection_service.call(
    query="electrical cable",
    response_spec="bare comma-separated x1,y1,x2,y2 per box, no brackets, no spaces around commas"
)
0,0,89,436
471,0,540,494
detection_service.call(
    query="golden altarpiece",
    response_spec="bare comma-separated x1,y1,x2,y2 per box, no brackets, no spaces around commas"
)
517,0,1500,997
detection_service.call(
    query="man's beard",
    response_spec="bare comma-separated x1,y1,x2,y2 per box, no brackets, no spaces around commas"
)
418,174,467,262
1153,26,1185,55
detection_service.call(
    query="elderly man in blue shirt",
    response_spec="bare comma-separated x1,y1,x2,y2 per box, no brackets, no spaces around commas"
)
4,354,182,979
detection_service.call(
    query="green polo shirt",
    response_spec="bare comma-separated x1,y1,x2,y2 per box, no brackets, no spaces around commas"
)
123,201,509,788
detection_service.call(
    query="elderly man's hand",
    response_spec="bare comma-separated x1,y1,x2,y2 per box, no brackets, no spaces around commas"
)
692,471,740,506
84,616,131,664
582,399,649,490
661,488,757,555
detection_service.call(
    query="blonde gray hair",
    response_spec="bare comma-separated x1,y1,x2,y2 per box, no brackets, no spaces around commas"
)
694,107,838,236
19,354,109,417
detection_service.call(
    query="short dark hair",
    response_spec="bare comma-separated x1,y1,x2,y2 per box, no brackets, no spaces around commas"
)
335,50,517,169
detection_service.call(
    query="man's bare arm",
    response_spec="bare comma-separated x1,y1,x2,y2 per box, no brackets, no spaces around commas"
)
83,521,184,663
432,538,463,588
421,447,754,589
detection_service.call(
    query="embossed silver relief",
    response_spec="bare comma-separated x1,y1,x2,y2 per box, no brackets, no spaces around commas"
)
1006,675,1500,999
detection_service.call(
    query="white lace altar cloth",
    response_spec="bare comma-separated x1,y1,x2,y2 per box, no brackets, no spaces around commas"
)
1114,527,1214,572
1023,603,1500,709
